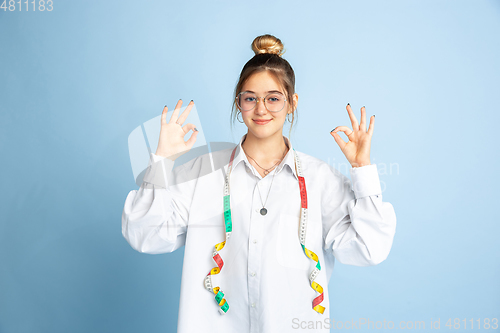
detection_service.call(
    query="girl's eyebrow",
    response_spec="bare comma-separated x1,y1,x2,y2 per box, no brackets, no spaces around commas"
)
243,90,284,94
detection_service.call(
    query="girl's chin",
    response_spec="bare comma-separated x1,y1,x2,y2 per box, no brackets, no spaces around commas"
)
247,127,280,138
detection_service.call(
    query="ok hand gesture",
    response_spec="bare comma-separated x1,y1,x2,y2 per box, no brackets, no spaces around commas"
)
156,99,199,161
330,104,374,168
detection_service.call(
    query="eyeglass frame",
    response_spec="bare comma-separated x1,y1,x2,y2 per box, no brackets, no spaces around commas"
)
235,91,288,112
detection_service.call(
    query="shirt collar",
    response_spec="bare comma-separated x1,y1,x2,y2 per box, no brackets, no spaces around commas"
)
231,133,298,180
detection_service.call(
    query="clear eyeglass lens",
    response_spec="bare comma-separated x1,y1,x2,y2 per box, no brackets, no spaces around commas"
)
238,92,285,112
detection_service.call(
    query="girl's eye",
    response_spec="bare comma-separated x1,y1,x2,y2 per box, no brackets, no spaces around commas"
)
267,95,283,103
245,97,256,102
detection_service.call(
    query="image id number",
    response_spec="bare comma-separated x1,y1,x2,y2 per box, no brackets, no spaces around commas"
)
1,0,54,11
446,318,498,330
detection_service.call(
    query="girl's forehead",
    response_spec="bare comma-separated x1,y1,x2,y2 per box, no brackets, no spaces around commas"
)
242,79,283,94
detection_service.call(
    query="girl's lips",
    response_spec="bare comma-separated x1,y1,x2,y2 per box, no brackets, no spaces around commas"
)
253,119,271,125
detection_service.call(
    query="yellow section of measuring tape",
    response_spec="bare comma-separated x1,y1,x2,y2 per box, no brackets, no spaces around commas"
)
215,241,225,252
311,281,323,293
304,247,318,262
314,304,325,314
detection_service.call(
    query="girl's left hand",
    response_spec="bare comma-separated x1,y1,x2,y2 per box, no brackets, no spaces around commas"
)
330,104,374,168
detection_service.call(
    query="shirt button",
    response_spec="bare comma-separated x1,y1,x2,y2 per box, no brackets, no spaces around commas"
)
253,239,257,244
250,271,256,277
251,303,256,308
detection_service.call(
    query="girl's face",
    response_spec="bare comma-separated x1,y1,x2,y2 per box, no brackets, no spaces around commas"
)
238,71,298,140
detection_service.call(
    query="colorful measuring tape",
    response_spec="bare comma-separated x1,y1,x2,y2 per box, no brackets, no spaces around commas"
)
203,144,325,315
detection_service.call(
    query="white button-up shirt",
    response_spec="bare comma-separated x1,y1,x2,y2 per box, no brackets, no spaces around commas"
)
122,133,397,333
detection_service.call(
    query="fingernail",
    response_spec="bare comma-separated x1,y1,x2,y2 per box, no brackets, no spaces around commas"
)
347,103,350,106
374,115,375,117
191,100,193,103
194,127,198,131
330,127,336,132
363,105,365,108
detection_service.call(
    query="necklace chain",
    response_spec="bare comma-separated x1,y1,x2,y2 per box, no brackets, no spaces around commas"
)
246,154,281,175
242,140,288,211
244,139,288,174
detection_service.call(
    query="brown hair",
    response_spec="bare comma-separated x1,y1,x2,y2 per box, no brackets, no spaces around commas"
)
230,34,297,140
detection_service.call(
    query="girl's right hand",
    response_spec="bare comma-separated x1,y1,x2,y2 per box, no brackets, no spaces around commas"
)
155,99,199,161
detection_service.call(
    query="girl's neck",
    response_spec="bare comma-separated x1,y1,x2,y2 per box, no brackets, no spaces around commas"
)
241,132,289,167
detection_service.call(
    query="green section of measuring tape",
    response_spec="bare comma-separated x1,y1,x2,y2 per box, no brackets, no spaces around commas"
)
221,301,229,313
223,195,232,233
215,290,225,304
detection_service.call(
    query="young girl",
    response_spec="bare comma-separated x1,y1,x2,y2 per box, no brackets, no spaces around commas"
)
122,34,396,333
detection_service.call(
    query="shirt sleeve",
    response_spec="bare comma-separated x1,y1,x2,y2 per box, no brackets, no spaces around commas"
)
121,152,193,254
322,164,397,266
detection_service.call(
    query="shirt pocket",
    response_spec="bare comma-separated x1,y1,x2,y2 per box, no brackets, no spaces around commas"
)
275,213,311,270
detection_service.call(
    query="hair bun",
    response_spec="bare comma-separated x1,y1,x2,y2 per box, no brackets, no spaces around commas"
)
251,34,285,57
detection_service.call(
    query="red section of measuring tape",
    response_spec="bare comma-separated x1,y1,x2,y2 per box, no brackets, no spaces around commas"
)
296,156,324,314
213,253,223,271
298,176,308,209
312,293,324,308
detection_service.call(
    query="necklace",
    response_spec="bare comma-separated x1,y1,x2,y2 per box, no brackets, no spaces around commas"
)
246,151,283,175
255,170,276,216
244,143,288,215
203,142,326,316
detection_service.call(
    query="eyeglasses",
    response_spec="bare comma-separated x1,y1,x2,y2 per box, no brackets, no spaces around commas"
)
236,91,287,112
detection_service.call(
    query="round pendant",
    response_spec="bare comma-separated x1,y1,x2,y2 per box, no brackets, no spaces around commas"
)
260,208,267,215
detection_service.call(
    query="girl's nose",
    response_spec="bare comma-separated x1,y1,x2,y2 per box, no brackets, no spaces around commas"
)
255,97,268,113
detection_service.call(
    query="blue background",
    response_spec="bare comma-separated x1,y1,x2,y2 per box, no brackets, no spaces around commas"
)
1,0,499,332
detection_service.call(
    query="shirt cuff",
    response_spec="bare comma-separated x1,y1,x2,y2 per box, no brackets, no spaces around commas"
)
151,153,168,163
142,153,176,188
349,164,382,199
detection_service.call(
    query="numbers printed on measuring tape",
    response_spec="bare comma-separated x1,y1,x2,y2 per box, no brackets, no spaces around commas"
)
1,0,54,11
